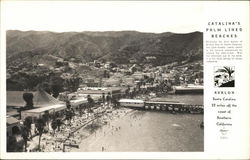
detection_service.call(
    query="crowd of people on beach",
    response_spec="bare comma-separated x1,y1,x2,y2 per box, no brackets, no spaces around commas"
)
7,81,203,152
7,92,128,152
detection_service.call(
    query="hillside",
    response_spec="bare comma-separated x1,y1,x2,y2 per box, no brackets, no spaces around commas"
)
7,30,203,66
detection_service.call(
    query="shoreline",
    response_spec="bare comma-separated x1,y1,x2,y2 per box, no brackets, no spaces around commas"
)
72,110,203,152
26,105,134,152
25,99,203,152
71,109,142,152
68,107,136,152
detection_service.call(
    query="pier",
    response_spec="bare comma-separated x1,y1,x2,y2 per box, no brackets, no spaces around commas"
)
119,98,204,114
144,101,203,114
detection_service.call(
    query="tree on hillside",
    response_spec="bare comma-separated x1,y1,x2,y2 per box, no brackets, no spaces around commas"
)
64,74,81,92
50,84,61,98
26,74,40,90
23,92,34,110
49,76,64,98
41,82,51,94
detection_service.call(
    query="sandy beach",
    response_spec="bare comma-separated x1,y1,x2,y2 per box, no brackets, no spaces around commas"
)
72,110,203,152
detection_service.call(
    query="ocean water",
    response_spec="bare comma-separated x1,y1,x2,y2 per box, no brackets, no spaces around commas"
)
151,94,204,105
73,94,204,152
75,111,203,152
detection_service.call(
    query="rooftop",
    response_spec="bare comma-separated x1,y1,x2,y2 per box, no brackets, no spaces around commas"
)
7,90,64,108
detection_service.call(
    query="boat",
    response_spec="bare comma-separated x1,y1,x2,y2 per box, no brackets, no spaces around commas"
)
173,84,203,94
118,99,145,109
161,105,167,111
156,105,161,110
150,105,155,110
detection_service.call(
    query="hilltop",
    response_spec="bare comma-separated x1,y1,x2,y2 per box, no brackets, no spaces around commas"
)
7,30,203,66
6,30,203,92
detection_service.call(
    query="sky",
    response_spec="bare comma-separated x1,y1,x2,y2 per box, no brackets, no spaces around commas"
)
2,1,204,33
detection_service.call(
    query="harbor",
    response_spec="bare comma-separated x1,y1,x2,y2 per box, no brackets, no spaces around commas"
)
6,29,204,153
73,108,203,152
7,90,204,152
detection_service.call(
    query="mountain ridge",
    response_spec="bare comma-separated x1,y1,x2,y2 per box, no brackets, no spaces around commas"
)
7,30,203,66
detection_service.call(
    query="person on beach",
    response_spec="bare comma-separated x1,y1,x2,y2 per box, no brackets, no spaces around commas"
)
102,93,105,105
106,92,112,107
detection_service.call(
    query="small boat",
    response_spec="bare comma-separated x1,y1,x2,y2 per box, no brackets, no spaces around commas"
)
150,105,155,110
173,107,179,111
161,106,167,111
174,84,203,94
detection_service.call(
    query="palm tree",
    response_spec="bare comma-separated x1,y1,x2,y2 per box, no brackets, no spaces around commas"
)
65,102,73,125
223,67,234,80
216,67,234,80
23,116,32,139
43,110,50,128
21,126,29,152
56,118,64,131
23,93,34,110
35,118,45,151
51,118,57,136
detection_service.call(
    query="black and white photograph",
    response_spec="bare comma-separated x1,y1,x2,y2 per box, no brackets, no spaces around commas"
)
5,1,204,153
214,66,235,87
